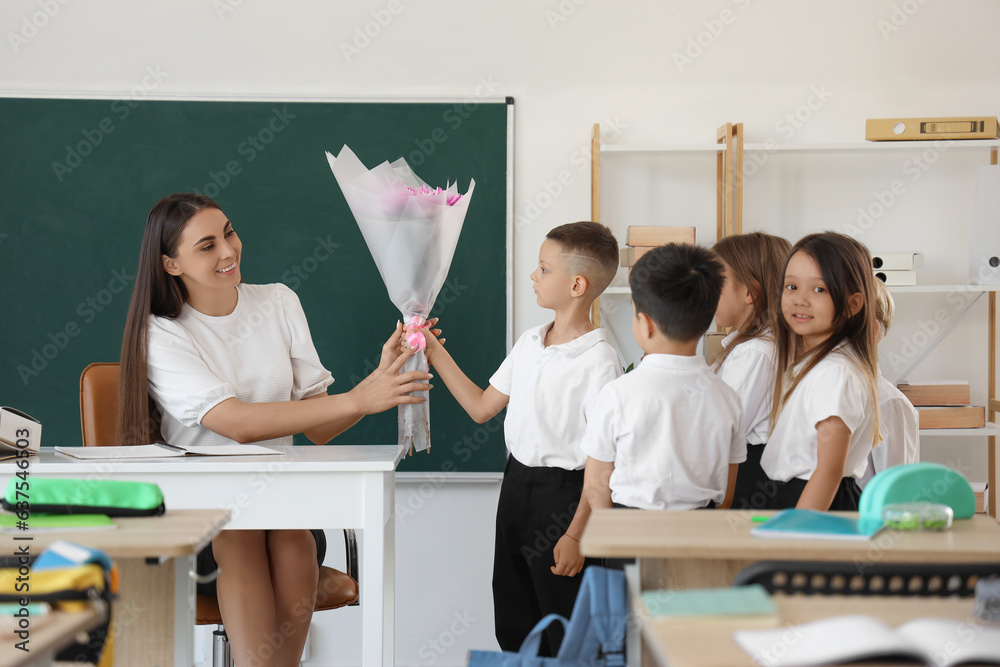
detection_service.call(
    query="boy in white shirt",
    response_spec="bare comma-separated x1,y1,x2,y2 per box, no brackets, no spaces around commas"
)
419,222,622,655
860,280,919,487
582,244,745,515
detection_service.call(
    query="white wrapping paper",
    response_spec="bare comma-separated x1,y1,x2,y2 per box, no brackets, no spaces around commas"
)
327,145,474,454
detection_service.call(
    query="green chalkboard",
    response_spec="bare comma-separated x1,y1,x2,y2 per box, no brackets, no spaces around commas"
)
0,97,510,473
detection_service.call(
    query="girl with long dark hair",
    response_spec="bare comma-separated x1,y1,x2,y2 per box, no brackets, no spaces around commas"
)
762,232,882,511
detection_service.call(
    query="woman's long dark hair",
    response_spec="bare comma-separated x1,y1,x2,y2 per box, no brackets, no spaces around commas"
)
769,232,882,445
117,193,220,444
711,232,791,371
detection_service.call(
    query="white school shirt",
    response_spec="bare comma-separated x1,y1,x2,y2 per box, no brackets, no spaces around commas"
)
489,322,622,470
858,375,920,488
580,354,746,510
147,283,335,448
761,345,876,482
714,330,777,445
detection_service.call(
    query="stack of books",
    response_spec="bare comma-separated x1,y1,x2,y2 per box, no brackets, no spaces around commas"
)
619,226,696,269
897,380,986,429
871,251,923,286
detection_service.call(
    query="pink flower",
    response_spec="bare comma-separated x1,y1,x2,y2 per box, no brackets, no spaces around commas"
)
403,184,463,206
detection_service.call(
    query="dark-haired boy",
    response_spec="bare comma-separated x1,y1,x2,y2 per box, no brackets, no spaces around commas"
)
420,222,622,654
582,243,745,514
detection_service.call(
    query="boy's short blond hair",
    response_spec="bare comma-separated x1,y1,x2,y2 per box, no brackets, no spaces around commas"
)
545,221,619,296
873,279,895,333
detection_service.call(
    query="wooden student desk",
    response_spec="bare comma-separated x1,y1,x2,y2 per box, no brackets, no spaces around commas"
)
643,595,1000,667
0,444,403,667
0,508,229,667
582,509,1000,591
582,509,1000,667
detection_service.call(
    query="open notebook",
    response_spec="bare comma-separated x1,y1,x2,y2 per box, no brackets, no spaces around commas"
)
54,444,284,459
0,513,116,532
735,615,1000,667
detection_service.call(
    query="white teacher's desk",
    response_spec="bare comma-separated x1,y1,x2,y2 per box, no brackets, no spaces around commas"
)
5,444,403,667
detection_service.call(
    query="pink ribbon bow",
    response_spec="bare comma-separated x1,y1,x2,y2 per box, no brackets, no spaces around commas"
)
406,315,427,351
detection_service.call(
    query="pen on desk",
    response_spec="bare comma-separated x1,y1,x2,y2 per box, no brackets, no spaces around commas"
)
752,516,769,523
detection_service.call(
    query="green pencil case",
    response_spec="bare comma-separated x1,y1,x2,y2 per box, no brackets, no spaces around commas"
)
859,462,976,526
1,477,165,517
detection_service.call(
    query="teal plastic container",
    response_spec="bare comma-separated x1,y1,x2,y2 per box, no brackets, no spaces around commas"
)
859,462,976,526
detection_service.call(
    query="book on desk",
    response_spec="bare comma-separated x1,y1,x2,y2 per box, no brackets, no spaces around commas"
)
641,584,778,624
54,443,284,459
751,509,885,541
735,614,1000,667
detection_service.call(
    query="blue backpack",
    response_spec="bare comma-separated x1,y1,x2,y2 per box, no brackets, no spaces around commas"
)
468,566,627,667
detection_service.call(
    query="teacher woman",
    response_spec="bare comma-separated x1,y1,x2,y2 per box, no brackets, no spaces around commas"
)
117,192,432,667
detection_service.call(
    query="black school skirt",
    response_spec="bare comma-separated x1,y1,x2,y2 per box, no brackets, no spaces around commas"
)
731,443,769,511
765,476,862,511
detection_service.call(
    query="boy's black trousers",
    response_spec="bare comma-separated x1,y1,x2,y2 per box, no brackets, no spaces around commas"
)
493,455,600,655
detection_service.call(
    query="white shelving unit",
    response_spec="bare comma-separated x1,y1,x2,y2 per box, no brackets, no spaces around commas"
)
921,425,1000,437
602,144,726,153
889,285,1000,293
602,139,1000,154
745,140,1000,153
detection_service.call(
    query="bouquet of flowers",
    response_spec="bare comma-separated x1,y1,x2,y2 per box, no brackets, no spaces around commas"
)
326,145,474,454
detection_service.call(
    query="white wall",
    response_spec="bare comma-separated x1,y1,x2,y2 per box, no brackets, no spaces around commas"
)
4,1,999,664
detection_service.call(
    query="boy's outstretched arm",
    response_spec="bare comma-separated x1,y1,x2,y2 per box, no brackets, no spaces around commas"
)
418,324,509,424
